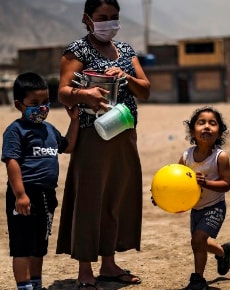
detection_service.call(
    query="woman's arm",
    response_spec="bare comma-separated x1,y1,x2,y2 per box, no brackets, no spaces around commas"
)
128,56,150,100
105,56,150,100
58,52,109,111
63,105,79,153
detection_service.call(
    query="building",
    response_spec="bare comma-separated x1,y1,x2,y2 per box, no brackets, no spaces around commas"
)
0,46,64,106
144,37,230,103
18,46,64,78
0,62,17,105
2,37,230,105
17,46,65,106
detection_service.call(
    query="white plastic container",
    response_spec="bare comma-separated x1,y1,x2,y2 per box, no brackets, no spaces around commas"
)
94,103,134,141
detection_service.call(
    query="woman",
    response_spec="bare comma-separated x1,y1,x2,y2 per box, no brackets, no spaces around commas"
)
56,0,150,289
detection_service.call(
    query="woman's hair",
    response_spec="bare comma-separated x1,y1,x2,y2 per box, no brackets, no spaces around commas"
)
184,106,228,146
84,0,120,17
13,72,48,102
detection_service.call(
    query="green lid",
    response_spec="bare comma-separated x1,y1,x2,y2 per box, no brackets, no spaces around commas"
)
116,103,134,128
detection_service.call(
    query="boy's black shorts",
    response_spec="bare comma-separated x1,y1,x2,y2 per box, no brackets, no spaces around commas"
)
6,185,58,257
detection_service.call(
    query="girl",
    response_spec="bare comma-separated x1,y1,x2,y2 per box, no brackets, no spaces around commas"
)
179,106,230,290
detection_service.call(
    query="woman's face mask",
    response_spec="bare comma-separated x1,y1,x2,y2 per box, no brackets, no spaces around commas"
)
23,103,50,123
91,19,120,42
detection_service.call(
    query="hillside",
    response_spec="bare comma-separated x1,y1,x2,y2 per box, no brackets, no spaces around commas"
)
0,0,169,63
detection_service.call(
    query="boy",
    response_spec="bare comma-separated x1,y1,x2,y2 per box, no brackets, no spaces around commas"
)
1,72,79,290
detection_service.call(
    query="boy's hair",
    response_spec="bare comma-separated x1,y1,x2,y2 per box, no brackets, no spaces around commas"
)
184,106,228,146
13,72,48,103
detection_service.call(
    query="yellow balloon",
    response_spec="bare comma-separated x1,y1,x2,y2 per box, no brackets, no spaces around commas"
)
151,164,201,213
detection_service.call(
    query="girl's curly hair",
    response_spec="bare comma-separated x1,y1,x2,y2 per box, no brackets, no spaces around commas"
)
183,106,228,146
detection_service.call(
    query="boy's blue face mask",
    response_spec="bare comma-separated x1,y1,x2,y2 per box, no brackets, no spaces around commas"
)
23,103,50,123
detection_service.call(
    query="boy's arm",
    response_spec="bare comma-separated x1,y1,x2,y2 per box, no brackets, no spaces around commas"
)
63,105,79,153
6,159,31,215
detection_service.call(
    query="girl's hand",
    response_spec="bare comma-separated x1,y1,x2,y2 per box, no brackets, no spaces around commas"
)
196,171,206,187
151,195,157,206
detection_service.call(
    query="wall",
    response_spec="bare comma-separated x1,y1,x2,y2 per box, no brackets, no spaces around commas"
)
178,38,224,66
6,39,230,104
18,46,64,77
143,66,225,103
141,37,229,103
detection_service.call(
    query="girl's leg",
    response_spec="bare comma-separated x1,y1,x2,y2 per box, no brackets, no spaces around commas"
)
191,230,209,276
209,240,230,275
207,237,224,256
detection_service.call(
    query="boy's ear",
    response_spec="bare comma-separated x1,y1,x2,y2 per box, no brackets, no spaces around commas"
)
14,100,22,111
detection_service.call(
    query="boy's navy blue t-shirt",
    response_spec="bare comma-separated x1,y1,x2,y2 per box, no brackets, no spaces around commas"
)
1,119,68,189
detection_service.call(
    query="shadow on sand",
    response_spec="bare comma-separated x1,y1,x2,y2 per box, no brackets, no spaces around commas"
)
175,276,230,290
47,279,131,290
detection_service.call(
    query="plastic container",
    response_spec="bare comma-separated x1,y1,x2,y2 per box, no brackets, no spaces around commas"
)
94,103,134,140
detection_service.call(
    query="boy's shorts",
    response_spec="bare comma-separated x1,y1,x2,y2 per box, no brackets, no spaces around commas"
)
6,185,58,257
190,201,226,238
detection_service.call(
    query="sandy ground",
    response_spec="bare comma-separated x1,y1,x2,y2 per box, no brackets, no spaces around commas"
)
1,103,230,290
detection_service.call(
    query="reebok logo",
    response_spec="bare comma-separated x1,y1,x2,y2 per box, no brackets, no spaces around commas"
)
33,146,58,156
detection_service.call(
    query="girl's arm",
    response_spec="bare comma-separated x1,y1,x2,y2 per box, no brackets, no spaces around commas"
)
197,151,230,192
178,156,185,165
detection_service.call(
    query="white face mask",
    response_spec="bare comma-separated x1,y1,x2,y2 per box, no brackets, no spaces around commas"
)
91,20,120,42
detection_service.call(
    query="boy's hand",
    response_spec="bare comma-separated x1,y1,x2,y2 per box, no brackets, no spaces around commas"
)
65,105,79,119
15,193,31,216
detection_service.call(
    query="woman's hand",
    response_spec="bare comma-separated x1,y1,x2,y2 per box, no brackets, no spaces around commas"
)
59,54,110,110
82,86,110,112
105,59,150,101
104,67,125,78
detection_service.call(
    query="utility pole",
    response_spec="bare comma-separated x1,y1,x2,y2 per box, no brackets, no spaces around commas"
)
142,0,152,54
